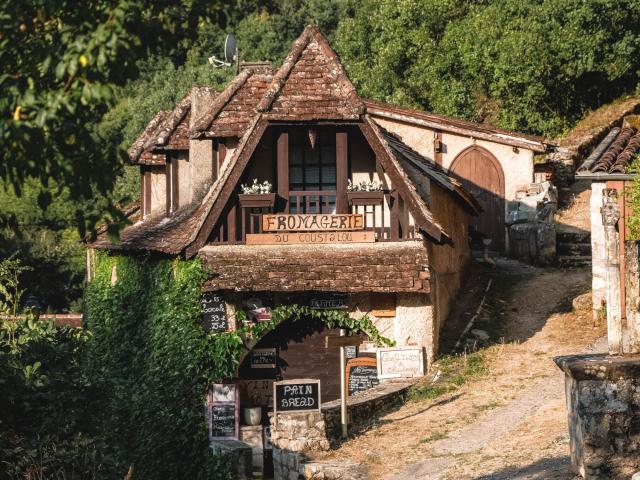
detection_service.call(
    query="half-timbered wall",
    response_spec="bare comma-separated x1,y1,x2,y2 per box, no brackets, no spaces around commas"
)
426,182,472,343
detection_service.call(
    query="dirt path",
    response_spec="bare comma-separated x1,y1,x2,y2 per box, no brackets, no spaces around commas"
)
311,263,606,479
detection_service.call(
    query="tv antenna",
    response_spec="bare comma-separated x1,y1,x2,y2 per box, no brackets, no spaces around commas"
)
209,33,239,73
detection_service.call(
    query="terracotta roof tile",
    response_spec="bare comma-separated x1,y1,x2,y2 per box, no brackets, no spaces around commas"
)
579,120,640,175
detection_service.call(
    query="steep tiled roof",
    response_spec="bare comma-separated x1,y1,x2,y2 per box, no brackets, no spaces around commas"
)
129,88,214,164
578,117,640,176
191,69,273,138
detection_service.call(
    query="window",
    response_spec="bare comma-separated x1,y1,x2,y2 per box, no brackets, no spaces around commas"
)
288,128,336,213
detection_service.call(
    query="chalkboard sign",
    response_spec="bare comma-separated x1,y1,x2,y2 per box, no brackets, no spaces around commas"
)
346,358,379,397
210,404,237,439
200,292,228,333
274,379,321,413
250,348,277,369
207,383,239,440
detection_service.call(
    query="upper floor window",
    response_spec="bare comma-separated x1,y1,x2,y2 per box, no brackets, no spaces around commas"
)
288,128,336,213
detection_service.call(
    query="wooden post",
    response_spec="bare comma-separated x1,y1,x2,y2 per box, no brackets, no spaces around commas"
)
339,328,348,439
277,131,289,212
336,131,348,214
602,188,622,355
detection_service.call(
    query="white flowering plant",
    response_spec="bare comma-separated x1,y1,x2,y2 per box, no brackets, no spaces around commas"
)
240,179,273,194
347,179,384,192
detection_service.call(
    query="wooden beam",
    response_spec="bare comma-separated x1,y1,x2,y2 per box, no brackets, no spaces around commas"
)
325,335,364,348
434,130,443,166
144,170,152,216
277,130,289,211
336,131,348,214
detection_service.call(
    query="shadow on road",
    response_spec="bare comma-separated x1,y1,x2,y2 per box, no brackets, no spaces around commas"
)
473,455,573,480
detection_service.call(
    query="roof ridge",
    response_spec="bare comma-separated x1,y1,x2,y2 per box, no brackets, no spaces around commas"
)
142,94,191,151
128,110,170,162
256,26,315,113
190,69,253,137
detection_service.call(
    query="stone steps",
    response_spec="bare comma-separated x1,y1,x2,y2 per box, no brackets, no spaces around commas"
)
558,255,592,268
556,229,591,268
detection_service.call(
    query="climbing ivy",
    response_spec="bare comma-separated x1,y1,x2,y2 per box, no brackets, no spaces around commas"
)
83,252,390,479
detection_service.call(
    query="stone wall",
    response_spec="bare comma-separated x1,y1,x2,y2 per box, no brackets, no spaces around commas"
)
555,354,640,479
507,222,556,266
269,381,412,479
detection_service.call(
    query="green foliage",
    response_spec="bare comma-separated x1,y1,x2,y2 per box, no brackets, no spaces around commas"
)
0,256,31,317
625,154,640,239
83,253,389,479
0,0,227,233
0,179,86,311
335,0,640,136
0,314,116,479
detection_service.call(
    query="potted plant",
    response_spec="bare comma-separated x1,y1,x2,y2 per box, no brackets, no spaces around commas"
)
242,404,263,426
346,179,385,206
238,179,276,208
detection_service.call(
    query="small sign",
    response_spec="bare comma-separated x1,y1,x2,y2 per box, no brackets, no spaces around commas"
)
325,335,364,348
200,292,228,333
371,293,397,317
310,293,348,310
245,231,375,245
207,383,239,440
346,358,379,397
377,347,425,380
263,426,272,450
250,348,277,369
262,214,364,232
345,345,358,359
274,379,321,414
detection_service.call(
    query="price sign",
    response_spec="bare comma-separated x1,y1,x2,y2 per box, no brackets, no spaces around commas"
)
200,292,228,333
346,357,379,397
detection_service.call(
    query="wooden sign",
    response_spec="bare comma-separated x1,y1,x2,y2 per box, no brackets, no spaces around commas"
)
208,383,239,440
310,293,348,310
262,214,364,232
325,335,364,348
200,292,228,333
377,347,425,380
246,231,375,245
273,379,321,413
250,348,277,369
371,293,397,318
346,357,379,397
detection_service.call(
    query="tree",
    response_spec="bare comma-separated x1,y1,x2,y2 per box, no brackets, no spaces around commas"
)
0,1,226,234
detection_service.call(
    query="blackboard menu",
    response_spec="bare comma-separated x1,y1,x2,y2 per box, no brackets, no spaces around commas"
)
250,348,277,369
274,379,321,413
346,358,379,397
200,292,228,333
210,404,237,439
207,383,238,440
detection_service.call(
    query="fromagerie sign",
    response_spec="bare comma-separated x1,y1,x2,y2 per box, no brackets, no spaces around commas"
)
273,379,321,413
262,214,364,232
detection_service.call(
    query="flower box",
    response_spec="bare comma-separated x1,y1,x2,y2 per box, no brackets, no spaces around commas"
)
347,190,385,206
238,193,277,209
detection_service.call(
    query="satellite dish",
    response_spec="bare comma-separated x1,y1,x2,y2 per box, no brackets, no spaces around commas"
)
224,33,237,63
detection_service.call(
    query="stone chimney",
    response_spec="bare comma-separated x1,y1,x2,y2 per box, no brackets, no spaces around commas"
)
188,86,217,203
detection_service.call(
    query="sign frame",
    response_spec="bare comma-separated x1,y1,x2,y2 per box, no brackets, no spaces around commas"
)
250,348,277,369
207,383,240,441
376,347,425,380
345,357,379,398
273,378,322,422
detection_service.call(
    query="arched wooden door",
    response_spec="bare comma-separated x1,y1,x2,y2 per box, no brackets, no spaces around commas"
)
449,146,505,251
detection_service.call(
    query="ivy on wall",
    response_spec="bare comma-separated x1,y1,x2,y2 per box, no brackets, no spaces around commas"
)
83,252,390,479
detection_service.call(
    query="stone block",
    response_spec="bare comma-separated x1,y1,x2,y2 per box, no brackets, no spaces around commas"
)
555,354,640,479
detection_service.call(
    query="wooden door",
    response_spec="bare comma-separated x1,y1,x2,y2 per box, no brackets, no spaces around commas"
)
449,146,505,251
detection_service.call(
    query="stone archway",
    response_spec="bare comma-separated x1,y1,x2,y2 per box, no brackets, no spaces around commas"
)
449,146,505,251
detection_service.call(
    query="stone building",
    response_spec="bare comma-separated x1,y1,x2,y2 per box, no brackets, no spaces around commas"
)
90,26,551,478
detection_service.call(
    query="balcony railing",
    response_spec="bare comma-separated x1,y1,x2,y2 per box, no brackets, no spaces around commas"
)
212,189,416,244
